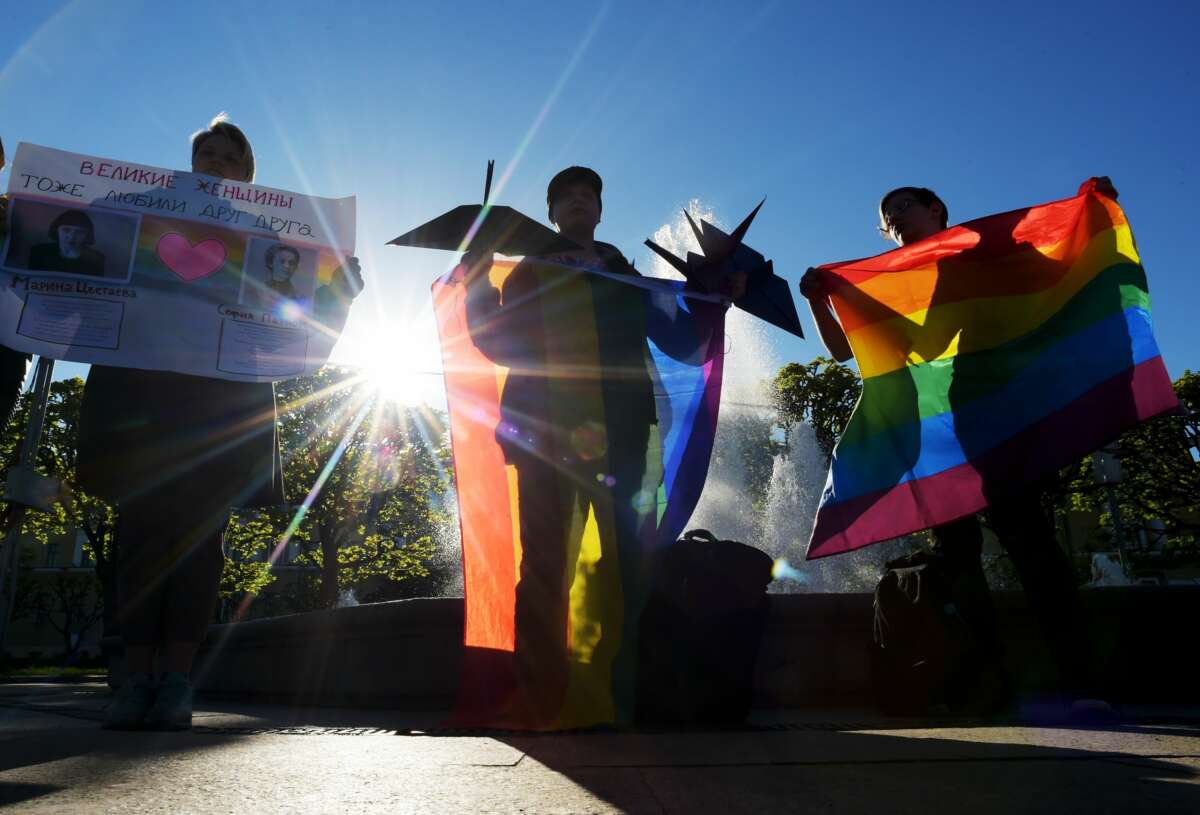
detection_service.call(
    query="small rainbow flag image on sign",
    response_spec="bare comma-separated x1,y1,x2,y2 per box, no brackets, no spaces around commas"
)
807,179,1179,559
137,215,247,289
433,257,725,730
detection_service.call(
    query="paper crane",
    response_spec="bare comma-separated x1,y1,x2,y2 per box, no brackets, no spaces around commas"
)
644,201,804,338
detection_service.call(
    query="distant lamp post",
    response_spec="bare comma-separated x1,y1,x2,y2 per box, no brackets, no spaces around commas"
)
1092,445,1130,576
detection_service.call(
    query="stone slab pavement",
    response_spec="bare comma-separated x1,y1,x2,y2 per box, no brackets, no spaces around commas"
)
1,682,1198,814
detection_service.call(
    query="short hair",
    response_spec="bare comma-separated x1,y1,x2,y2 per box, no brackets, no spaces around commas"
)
265,243,300,271
547,166,603,221
879,186,949,230
48,209,95,245
191,113,255,182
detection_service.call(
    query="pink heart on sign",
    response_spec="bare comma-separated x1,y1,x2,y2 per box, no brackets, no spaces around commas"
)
156,233,227,282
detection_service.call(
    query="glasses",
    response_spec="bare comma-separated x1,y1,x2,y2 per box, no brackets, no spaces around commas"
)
878,197,922,235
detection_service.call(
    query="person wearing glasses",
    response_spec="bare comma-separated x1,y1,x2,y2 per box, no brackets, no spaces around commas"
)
799,183,1111,716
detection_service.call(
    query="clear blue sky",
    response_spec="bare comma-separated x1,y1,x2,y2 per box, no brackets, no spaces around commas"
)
3,0,1198,405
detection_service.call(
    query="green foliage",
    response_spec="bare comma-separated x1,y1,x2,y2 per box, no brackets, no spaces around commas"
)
1050,370,1199,552
272,366,454,609
771,357,861,460
2,377,116,650
10,567,103,663
0,366,456,635
219,509,283,603
2,378,115,569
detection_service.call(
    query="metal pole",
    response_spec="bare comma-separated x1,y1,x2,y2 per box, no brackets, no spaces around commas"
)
0,356,56,657
1104,483,1132,579
1091,445,1131,579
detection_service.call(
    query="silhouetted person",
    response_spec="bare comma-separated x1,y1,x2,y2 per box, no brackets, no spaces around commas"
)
78,114,363,731
801,182,1118,712
462,167,727,725
0,143,32,426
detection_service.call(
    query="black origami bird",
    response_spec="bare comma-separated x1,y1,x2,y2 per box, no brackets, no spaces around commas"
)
644,201,804,338
389,160,580,257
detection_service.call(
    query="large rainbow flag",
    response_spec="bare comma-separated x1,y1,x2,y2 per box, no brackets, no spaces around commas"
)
433,257,725,729
807,179,1179,559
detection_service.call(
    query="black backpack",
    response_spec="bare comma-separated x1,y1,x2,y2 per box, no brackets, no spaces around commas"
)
872,553,981,713
636,529,774,724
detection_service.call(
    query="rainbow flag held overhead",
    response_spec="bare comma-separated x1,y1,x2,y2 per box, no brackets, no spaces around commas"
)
433,257,725,729
807,179,1179,559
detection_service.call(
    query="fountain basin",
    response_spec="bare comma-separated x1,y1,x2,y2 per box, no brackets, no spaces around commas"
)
191,587,1198,708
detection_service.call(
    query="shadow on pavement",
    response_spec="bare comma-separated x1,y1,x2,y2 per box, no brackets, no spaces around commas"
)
0,783,61,808
2,681,1199,813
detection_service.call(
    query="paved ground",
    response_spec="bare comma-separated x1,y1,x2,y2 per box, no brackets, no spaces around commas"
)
1,682,1198,814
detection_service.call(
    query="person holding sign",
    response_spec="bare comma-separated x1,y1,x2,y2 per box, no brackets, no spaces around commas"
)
0,137,33,424
79,115,363,731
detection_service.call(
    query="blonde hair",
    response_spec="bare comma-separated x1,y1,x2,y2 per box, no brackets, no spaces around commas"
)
190,112,255,182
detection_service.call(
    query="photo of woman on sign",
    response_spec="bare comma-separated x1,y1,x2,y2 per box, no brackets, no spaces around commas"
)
27,209,107,277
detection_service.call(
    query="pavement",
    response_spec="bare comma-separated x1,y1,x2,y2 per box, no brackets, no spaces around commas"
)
1,682,1199,814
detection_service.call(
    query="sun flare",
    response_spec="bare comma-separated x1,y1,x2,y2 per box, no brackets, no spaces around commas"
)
349,319,446,408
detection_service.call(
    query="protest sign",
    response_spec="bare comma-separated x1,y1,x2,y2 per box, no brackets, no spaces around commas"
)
0,143,355,381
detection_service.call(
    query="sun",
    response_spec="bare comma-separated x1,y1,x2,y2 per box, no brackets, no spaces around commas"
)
346,316,447,408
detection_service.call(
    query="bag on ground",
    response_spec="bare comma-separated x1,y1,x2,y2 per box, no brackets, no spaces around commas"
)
637,529,774,724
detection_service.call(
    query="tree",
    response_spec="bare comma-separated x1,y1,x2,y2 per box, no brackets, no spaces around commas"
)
11,565,103,663
273,366,454,609
2,378,117,646
217,508,283,621
771,357,861,461
1050,370,1199,553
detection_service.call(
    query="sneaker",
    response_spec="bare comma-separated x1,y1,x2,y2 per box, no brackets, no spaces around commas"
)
103,671,156,730
145,671,194,731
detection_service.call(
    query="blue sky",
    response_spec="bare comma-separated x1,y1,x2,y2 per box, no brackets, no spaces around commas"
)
2,0,1198,406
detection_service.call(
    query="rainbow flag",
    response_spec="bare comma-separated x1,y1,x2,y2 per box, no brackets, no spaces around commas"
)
433,257,725,729
807,179,1179,559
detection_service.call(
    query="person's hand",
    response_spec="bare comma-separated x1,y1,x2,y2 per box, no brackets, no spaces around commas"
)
1084,176,1119,200
460,249,493,281
798,267,828,301
333,256,363,297
723,270,748,301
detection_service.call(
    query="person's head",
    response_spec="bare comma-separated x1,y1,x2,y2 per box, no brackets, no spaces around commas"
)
265,244,300,281
878,186,948,246
547,166,602,240
48,210,95,258
191,113,254,182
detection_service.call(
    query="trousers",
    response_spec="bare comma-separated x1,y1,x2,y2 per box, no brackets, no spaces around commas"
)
932,489,1089,693
115,484,229,646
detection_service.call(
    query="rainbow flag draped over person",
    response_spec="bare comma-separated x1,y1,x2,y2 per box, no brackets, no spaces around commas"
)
807,179,1179,559
432,256,725,729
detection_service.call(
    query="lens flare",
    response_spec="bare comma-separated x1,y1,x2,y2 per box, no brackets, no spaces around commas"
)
771,558,808,584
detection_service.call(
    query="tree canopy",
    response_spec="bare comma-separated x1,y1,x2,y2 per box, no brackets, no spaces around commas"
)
771,357,861,461
270,366,454,609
